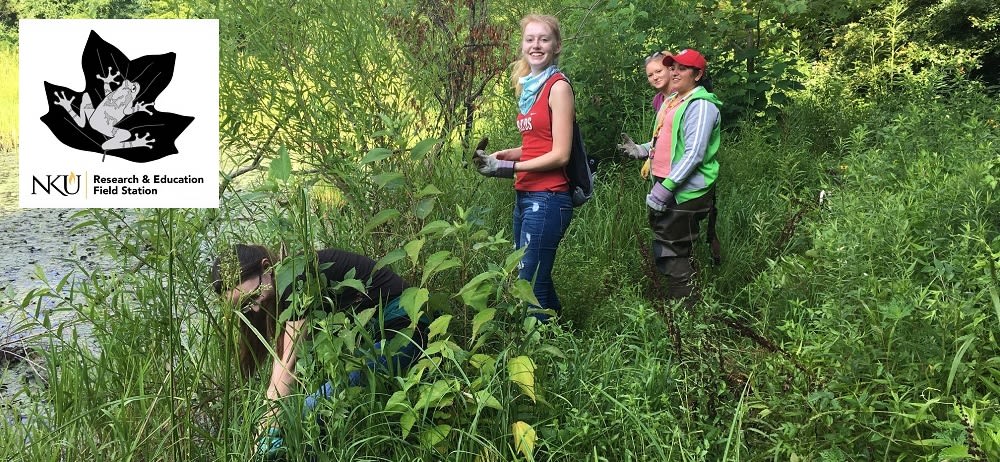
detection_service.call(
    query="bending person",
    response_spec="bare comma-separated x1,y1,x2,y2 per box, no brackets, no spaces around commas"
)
211,244,429,457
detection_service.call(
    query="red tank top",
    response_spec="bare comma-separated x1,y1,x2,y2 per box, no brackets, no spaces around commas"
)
514,73,570,192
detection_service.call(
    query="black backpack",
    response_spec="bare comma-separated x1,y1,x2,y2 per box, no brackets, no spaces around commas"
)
566,119,593,207
554,75,592,207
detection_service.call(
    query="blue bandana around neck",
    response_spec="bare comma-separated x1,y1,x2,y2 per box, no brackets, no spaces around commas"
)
518,65,559,115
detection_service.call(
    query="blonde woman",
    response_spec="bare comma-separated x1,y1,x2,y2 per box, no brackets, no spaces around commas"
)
474,14,576,321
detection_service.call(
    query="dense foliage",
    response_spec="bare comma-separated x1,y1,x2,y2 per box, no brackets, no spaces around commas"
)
1,0,999,461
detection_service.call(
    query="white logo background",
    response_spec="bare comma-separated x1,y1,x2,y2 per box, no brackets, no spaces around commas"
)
19,19,219,208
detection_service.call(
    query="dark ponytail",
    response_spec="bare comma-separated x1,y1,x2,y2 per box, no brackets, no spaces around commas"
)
697,68,713,93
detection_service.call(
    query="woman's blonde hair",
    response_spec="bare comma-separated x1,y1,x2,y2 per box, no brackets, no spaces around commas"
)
510,14,562,97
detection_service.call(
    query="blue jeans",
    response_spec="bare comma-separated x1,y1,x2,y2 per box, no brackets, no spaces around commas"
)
512,191,574,319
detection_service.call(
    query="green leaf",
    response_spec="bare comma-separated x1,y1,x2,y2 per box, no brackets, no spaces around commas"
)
274,254,309,301
419,220,451,236
267,146,291,181
399,287,429,323
331,277,366,295
938,445,971,459
428,314,453,340
471,308,496,342
354,307,376,329
947,334,975,394
374,248,406,272
537,344,567,360
416,184,442,199
404,239,425,267
458,272,496,311
504,247,526,273
364,208,400,233
361,147,393,164
372,172,405,189
414,380,456,410
400,409,417,438
512,279,540,307
410,138,439,160
418,424,451,449
508,356,536,402
422,251,460,286
414,197,436,220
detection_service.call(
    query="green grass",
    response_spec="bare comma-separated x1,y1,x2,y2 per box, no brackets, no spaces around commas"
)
0,44,15,150
0,44,16,210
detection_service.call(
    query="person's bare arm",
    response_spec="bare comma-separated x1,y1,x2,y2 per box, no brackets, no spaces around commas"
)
266,319,305,400
513,80,574,172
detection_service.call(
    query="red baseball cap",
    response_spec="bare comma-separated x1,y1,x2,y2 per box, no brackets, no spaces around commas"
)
663,49,707,69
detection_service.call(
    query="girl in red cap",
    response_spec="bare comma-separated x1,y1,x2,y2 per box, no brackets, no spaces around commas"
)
644,48,723,305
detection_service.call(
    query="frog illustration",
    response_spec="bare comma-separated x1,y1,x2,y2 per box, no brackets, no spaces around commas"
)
53,67,155,151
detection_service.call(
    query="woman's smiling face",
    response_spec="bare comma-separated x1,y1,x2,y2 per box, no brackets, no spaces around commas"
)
669,63,703,95
521,21,560,72
646,59,670,92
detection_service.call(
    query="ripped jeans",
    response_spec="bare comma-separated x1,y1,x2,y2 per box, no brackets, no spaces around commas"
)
512,191,574,319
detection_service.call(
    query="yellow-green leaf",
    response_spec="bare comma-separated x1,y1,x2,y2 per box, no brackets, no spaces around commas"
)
404,238,425,267
399,287,429,324
511,421,537,461
508,356,536,402
385,390,410,413
469,353,495,371
428,314,452,340
400,409,417,438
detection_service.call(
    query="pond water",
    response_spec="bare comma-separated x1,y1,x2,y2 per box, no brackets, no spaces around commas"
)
0,144,109,425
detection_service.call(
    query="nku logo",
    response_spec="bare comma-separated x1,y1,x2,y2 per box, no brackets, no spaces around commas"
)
31,172,81,196
41,31,193,163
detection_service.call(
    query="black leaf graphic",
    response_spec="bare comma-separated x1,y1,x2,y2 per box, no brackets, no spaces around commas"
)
40,30,194,163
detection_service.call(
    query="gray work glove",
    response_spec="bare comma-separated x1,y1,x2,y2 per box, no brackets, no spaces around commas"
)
474,151,516,178
646,181,675,212
617,133,649,160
